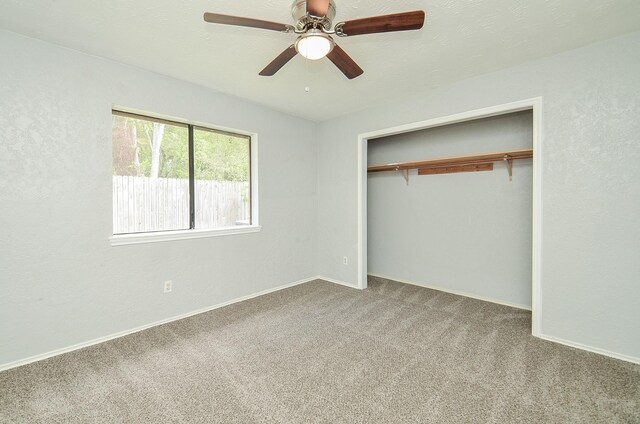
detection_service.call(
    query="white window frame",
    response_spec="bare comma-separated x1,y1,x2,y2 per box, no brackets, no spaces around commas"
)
109,107,260,246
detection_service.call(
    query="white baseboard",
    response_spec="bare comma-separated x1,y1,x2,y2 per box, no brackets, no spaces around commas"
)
4,276,637,370
368,273,532,311
538,334,640,365
316,276,360,289
0,276,318,372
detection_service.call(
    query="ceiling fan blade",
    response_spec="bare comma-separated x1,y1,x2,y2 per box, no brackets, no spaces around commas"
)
259,45,298,76
337,10,425,37
326,44,364,79
307,0,330,17
203,12,293,32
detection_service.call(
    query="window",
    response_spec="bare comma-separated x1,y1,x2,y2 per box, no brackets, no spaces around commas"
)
111,110,256,244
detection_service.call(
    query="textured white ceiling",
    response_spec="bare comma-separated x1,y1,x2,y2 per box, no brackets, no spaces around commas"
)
1,0,639,121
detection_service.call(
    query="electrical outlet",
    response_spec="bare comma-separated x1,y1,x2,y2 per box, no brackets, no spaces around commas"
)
163,280,172,293
343,256,348,265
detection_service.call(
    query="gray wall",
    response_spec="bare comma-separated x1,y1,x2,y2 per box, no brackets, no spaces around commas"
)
0,31,318,366
368,112,533,308
318,31,640,359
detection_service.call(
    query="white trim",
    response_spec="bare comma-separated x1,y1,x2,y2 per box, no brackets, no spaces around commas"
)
530,98,543,337
110,225,262,246
368,273,532,311
6,273,636,370
357,97,543,335
111,105,256,138
250,134,260,228
0,276,316,372
538,334,640,365
357,137,368,289
358,99,538,141
317,275,360,290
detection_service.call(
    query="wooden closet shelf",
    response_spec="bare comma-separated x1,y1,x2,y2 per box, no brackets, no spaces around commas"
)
367,148,533,173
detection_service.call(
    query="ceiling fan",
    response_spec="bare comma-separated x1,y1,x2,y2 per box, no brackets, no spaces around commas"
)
203,0,425,79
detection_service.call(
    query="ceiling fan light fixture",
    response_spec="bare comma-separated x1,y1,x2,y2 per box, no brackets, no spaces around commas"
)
295,30,334,60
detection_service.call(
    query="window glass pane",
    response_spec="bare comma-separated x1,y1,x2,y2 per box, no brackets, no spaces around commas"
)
112,114,189,234
194,128,250,229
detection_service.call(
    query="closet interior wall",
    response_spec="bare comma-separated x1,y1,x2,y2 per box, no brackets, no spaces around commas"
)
367,111,533,308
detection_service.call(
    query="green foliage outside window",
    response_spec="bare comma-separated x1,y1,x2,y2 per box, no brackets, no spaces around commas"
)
112,115,249,181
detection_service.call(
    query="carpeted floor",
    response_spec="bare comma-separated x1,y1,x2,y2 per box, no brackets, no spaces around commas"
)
1,277,639,423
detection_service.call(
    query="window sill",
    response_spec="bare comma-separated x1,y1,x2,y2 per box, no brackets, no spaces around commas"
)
109,225,262,246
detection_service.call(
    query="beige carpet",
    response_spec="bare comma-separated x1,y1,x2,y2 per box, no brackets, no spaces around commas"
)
1,277,638,423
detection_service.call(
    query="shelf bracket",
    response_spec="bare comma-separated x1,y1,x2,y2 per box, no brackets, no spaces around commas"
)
396,166,409,185
503,155,513,181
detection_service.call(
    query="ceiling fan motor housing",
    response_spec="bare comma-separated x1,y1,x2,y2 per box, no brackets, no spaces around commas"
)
291,0,336,31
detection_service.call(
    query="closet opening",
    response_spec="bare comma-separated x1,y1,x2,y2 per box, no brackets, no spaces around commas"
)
356,98,542,336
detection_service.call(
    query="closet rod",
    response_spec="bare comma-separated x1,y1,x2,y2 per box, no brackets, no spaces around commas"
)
367,148,533,173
